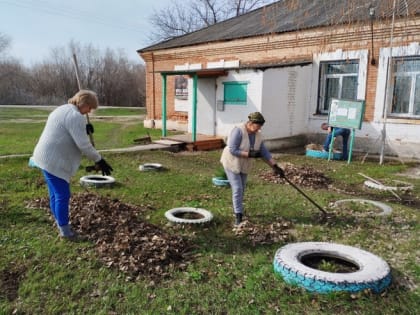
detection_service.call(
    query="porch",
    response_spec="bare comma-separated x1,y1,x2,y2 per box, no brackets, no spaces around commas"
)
157,134,225,151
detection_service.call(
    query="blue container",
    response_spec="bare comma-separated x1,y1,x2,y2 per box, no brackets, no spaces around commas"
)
306,149,342,160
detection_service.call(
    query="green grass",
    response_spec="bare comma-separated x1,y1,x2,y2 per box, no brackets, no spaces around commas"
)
0,106,145,120
0,106,161,155
0,110,419,314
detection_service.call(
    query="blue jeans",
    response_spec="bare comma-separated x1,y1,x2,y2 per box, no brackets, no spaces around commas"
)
224,168,247,214
42,170,71,226
323,128,350,160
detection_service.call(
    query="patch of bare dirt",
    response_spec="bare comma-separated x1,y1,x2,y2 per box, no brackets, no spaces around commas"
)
0,266,26,301
259,162,331,189
26,193,194,280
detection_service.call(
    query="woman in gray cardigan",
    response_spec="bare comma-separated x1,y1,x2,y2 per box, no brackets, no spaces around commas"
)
220,112,284,226
33,90,113,240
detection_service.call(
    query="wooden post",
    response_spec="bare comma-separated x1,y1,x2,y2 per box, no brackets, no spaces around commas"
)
72,54,95,147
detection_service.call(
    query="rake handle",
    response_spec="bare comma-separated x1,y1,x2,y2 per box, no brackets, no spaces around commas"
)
282,175,328,217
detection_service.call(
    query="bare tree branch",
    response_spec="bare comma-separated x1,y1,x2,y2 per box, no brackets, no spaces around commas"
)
147,0,277,44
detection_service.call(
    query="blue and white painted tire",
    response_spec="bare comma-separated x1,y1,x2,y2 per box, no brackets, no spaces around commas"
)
273,242,391,294
165,207,213,224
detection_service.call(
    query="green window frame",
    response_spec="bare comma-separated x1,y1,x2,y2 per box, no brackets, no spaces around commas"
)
223,81,248,105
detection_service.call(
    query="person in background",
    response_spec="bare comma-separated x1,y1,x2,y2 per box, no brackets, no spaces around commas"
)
220,112,285,226
321,122,351,160
32,89,113,240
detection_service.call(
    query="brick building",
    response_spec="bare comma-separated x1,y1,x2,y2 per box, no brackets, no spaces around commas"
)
138,0,420,159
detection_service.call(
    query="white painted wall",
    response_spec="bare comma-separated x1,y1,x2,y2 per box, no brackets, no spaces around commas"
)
261,65,312,139
214,69,263,136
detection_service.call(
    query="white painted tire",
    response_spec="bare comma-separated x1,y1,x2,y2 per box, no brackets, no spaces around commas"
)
364,180,413,192
139,163,163,171
165,207,213,224
273,242,391,293
79,175,115,188
333,199,392,216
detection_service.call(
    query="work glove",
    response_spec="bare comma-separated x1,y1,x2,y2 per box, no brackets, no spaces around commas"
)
86,123,94,135
273,164,285,178
95,158,113,176
248,150,262,158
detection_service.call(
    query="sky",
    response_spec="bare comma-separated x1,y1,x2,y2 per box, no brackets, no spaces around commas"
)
0,0,172,66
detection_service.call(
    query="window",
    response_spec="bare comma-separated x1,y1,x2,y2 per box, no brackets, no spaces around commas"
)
390,57,420,117
223,82,248,105
318,60,359,114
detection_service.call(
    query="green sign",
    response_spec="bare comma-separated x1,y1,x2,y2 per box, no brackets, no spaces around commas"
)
328,98,365,129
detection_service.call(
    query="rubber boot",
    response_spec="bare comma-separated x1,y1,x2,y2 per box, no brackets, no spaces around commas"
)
234,213,243,226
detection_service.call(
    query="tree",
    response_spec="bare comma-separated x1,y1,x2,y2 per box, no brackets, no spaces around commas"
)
0,32,11,55
30,41,145,106
0,34,145,106
148,0,277,43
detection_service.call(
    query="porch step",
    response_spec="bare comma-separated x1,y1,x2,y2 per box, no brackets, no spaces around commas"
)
153,139,184,146
185,138,225,151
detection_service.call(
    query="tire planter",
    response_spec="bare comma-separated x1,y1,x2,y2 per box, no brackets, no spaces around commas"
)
273,242,391,294
212,177,230,186
139,163,163,171
306,149,343,160
364,180,413,192
79,175,115,188
165,207,213,224
333,199,392,216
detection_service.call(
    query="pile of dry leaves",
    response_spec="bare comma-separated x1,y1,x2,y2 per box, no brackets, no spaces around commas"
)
26,193,193,280
232,219,294,246
259,162,331,189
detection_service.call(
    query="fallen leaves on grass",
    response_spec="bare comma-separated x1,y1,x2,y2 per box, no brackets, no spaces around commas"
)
259,163,331,189
232,218,294,245
27,193,193,280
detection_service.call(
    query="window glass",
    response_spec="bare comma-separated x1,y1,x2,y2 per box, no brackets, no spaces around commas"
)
393,58,420,73
415,74,420,115
323,78,339,111
318,60,359,114
391,57,420,117
342,76,358,99
326,63,358,74
392,76,411,114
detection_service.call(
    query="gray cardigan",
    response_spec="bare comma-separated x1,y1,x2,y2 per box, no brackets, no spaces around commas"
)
33,104,101,182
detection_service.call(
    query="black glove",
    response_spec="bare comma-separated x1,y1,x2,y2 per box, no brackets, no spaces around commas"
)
95,158,113,176
273,164,285,178
248,150,262,158
86,123,94,135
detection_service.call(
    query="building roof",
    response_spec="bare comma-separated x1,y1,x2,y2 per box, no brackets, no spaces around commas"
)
139,0,420,53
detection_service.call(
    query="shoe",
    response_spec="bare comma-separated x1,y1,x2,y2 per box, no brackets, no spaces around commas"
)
234,213,243,226
58,224,75,236
58,224,85,242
